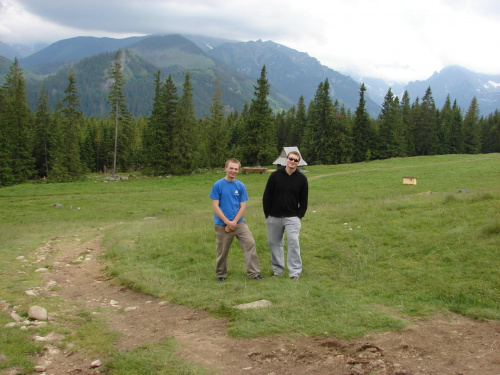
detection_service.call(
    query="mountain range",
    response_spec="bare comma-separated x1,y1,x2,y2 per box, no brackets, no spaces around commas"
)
1,34,499,118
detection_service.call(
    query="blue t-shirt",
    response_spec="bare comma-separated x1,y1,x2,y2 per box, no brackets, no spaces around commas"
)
209,178,249,225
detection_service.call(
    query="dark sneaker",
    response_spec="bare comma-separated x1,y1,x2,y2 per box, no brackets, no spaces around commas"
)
217,277,225,283
253,275,265,280
290,276,299,281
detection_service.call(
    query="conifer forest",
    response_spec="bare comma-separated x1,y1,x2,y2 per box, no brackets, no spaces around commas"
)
1,55,499,186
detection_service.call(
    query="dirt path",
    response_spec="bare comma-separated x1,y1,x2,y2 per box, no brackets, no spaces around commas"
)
29,230,500,375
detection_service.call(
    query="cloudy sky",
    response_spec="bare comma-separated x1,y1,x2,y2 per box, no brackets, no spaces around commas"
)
1,0,499,83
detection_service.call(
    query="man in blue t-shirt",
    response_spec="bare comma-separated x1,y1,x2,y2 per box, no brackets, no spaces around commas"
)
209,158,264,283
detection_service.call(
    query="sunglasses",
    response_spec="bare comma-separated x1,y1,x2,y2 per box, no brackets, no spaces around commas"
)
288,157,299,163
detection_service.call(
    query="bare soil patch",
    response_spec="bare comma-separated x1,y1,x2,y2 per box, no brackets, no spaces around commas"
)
23,230,500,374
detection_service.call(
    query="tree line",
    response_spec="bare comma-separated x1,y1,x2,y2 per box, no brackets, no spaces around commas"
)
1,54,499,186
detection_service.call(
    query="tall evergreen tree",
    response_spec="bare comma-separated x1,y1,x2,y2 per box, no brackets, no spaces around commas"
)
205,76,229,168
413,87,437,155
275,110,288,151
288,95,307,148
33,85,51,177
228,105,248,161
352,83,375,162
170,72,198,174
51,70,85,181
463,97,481,154
310,79,334,163
107,50,131,174
80,118,99,172
377,88,405,159
481,110,500,153
0,58,34,185
449,100,464,154
400,91,415,156
242,66,276,166
330,100,352,164
143,72,178,175
436,95,453,155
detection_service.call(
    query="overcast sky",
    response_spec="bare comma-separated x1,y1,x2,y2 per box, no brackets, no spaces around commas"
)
1,0,499,83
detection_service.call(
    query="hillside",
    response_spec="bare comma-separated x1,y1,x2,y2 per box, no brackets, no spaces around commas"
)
9,34,377,117
405,66,500,116
2,33,499,118
19,36,292,118
207,39,381,116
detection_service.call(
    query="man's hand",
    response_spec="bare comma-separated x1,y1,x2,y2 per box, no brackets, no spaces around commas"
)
225,220,237,232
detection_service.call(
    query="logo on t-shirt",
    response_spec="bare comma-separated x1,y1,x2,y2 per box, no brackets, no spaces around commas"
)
234,189,239,196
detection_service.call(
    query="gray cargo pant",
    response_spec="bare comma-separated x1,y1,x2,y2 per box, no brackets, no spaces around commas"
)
265,216,302,278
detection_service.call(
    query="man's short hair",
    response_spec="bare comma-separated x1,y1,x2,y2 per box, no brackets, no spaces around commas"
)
225,158,241,168
287,151,301,161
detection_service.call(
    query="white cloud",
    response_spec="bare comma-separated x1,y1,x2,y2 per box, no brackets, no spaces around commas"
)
1,0,499,83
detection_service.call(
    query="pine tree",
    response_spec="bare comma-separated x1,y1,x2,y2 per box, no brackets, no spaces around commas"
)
400,91,415,156
80,118,98,172
309,80,335,164
143,72,178,175
107,50,131,174
228,105,248,161
275,110,288,151
449,100,464,154
33,85,51,178
413,87,437,155
170,72,197,174
205,76,229,168
50,71,85,181
463,97,481,154
436,95,453,155
352,83,375,162
0,58,34,185
481,110,500,153
330,101,352,164
242,66,276,166
377,88,406,159
288,96,307,148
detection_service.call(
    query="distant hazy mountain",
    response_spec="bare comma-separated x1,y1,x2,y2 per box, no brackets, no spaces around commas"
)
0,41,19,60
0,41,48,59
7,34,381,117
206,39,381,117
351,67,500,117
405,66,500,117
19,35,150,73
356,76,406,108
2,35,499,117
17,35,290,118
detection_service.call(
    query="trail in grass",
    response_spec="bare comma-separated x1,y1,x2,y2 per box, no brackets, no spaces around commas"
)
28,229,500,375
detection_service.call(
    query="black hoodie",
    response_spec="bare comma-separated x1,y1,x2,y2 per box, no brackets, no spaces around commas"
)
262,166,308,219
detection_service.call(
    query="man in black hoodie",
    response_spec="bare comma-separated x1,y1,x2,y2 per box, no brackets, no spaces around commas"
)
262,151,308,280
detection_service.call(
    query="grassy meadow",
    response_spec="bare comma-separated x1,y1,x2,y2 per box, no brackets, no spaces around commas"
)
1,153,499,373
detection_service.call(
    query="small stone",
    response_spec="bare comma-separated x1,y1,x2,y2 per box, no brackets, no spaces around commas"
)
25,289,39,296
28,305,48,321
234,299,273,310
10,311,22,322
30,321,47,327
90,359,102,368
5,322,18,328
35,268,49,273
34,365,46,372
124,306,138,312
